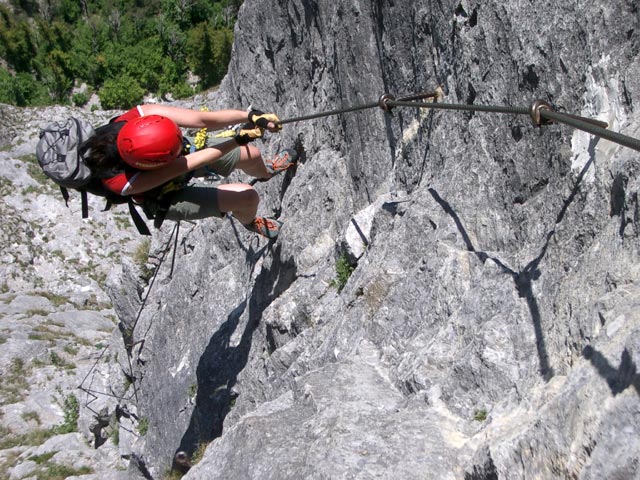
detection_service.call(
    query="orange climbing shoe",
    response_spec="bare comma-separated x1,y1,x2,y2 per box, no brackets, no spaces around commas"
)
265,149,298,177
243,217,282,239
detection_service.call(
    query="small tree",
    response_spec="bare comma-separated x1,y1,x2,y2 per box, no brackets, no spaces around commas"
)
186,23,232,89
0,68,50,106
44,49,74,101
99,75,144,109
0,16,37,73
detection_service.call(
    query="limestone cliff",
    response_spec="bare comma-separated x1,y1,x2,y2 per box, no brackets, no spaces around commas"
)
3,0,637,478
112,1,640,478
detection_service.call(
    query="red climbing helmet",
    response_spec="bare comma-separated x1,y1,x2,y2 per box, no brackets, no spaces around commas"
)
116,115,183,170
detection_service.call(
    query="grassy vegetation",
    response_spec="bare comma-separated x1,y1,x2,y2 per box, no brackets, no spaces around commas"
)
0,426,58,450
0,394,78,455
0,450,20,480
138,417,149,436
0,360,88,480
114,214,134,230
49,351,76,371
164,469,185,480
133,239,151,266
133,239,154,280
22,184,49,196
28,451,57,464
37,291,70,307
29,463,93,479
188,384,198,398
79,294,113,311
21,410,42,425
63,344,79,356
20,153,48,181
473,409,488,422
25,308,51,317
191,442,209,465
0,358,30,406
28,323,65,343
111,419,120,446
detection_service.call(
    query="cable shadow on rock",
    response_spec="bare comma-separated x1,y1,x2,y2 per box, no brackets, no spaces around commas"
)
276,137,305,207
393,109,436,194
415,110,436,191
172,243,298,473
427,187,552,380
583,345,640,396
426,135,599,382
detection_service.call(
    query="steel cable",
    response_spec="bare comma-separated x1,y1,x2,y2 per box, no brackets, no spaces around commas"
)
539,110,640,152
387,99,639,152
275,91,440,126
272,89,640,153
387,99,529,116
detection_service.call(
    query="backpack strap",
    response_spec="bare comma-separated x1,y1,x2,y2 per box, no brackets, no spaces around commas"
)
152,201,170,230
59,186,70,207
61,185,88,220
127,199,151,236
58,185,89,219
102,198,114,211
80,190,89,219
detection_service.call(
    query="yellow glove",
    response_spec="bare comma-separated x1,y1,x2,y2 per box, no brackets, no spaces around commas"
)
249,109,282,132
234,124,264,145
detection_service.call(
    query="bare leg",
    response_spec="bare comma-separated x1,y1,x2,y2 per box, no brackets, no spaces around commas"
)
234,145,270,179
216,183,260,225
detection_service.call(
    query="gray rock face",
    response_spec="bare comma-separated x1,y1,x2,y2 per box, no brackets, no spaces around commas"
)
117,1,640,478
3,0,638,478
0,105,143,477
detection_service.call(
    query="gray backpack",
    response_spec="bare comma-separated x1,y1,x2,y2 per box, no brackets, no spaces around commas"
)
35,117,151,235
36,117,95,189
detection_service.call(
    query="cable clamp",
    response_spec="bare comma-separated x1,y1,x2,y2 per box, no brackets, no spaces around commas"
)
530,100,554,126
379,93,396,112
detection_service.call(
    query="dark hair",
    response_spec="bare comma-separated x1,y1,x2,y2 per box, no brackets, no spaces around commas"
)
80,122,126,176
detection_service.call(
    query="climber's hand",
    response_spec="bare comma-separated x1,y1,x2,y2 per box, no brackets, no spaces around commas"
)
235,123,264,145
249,109,282,132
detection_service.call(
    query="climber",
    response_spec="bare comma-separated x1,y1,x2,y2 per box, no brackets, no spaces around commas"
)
81,104,298,238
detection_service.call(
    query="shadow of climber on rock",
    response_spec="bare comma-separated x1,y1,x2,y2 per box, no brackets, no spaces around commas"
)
426,136,600,382
428,187,554,380
172,245,298,473
582,345,640,396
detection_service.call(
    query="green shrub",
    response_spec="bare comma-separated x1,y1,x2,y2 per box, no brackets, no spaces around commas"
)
57,393,79,433
72,91,89,106
98,75,144,110
473,409,488,422
0,2,238,106
138,417,149,436
0,68,51,106
192,442,209,465
133,239,150,263
330,253,355,293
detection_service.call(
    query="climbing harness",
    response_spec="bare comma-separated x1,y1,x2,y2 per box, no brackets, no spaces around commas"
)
275,89,640,153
